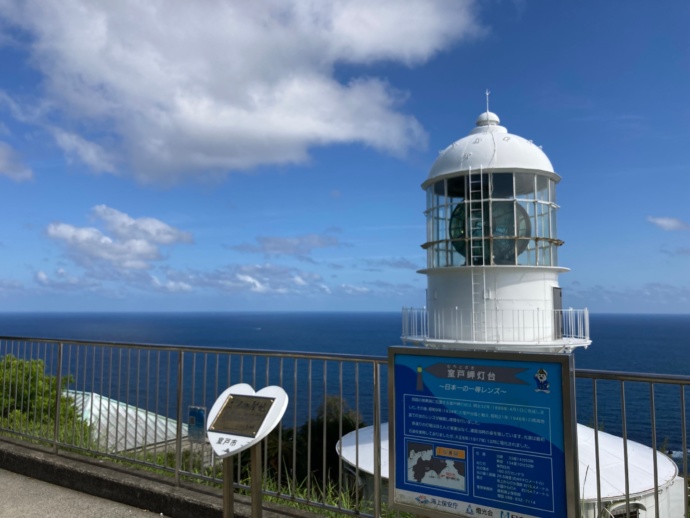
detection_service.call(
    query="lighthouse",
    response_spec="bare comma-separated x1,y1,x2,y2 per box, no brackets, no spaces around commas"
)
402,108,590,353
340,107,683,518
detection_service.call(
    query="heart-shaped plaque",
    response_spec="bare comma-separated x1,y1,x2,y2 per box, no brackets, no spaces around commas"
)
207,383,288,458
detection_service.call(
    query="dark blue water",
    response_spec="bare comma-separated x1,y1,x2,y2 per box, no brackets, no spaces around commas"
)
0,312,400,356
0,312,400,433
574,314,690,375
571,314,690,458
1,312,689,453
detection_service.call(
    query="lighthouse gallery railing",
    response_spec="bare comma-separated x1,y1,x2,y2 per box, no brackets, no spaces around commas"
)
402,306,590,345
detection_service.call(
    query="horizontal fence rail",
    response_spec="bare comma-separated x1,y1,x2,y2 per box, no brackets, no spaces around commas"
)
0,336,688,518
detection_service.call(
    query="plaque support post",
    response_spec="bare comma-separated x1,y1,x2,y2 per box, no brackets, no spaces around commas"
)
208,386,288,518
250,443,263,518
223,456,234,518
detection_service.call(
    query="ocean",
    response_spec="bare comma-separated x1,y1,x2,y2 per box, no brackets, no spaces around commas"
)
0,311,400,357
0,312,689,454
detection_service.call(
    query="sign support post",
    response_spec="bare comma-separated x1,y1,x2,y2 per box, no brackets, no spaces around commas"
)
251,444,263,518
207,383,288,518
223,456,234,518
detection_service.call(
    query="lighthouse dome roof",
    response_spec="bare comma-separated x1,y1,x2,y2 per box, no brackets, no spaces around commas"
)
426,112,555,184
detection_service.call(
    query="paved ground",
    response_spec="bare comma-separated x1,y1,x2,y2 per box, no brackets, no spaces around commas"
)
0,438,317,518
0,468,170,518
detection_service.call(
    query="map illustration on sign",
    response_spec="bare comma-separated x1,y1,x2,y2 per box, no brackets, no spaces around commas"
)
407,441,466,491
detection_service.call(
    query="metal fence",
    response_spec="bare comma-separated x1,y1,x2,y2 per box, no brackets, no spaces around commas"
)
0,337,388,516
575,369,690,518
0,336,689,518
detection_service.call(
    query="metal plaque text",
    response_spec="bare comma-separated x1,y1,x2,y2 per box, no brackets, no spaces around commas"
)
209,394,275,438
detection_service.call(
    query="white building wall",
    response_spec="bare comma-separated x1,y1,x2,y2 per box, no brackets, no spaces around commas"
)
426,267,565,345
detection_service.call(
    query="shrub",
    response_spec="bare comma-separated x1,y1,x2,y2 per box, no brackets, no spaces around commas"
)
0,354,89,445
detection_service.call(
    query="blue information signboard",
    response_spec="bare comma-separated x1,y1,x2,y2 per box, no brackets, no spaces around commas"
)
388,348,578,518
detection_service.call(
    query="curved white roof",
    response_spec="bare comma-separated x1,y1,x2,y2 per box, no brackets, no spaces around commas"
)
337,422,390,477
70,390,188,453
578,424,678,501
337,423,679,502
426,111,555,184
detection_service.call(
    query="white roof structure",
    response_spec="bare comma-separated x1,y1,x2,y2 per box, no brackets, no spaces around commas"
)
425,111,556,186
69,391,188,453
337,423,680,505
337,422,390,478
577,424,678,501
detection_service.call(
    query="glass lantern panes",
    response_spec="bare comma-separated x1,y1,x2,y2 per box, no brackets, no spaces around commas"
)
425,172,559,267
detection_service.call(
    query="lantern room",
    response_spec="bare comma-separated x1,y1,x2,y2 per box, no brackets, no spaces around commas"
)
423,112,561,269
402,111,590,352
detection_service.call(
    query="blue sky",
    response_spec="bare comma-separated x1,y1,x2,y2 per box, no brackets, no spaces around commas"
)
0,0,688,313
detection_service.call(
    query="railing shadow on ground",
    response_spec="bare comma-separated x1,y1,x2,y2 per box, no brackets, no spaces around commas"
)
1,336,689,518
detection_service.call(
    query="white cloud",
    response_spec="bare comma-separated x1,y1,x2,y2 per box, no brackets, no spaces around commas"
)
182,263,327,296
0,0,482,183
0,141,33,181
0,277,22,292
564,281,690,313
363,257,421,270
147,262,420,300
51,128,117,173
46,205,191,271
231,232,343,259
236,274,274,294
340,283,370,295
47,222,159,269
647,216,690,231
150,275,192,293
35,268,98,290
92,205,192,244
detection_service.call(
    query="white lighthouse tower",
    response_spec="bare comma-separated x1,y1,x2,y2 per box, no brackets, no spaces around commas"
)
402,107,591,353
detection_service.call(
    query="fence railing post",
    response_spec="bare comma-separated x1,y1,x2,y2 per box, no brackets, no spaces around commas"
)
680,386,688,518
372,361,381,518
175,350,185,486
53,342,64,454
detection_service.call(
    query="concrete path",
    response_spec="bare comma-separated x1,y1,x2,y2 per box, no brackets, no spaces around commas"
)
0,468,169,518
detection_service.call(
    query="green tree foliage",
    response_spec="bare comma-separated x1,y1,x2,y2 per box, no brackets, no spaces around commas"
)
262,395,365,491
0,354,89,445
228,395,366,496
296,396,365,486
